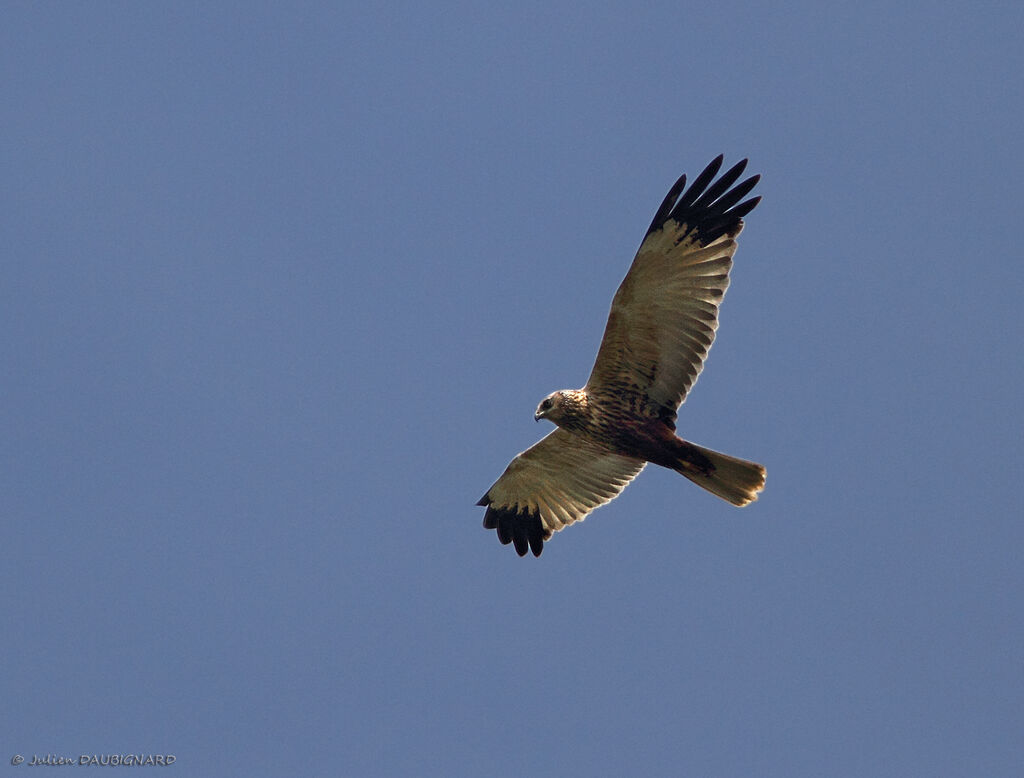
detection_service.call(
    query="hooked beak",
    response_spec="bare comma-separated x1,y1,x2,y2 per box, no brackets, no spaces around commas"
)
534,412,542,422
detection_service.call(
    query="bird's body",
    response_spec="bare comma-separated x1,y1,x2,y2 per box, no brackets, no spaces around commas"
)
535,389,680,469
479,156,766,556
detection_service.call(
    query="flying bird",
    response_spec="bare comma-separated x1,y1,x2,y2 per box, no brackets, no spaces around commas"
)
478,155,766,557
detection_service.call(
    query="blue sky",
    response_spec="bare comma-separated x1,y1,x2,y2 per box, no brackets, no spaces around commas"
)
4,2,1023,775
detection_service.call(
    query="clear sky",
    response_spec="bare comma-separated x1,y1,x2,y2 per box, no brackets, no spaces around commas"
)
4,2,1023,776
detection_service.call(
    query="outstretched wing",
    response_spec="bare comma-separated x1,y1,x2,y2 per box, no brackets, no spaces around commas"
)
478,429,645,557
585,156,760,427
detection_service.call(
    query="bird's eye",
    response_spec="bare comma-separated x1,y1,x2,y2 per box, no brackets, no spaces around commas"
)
541,399,552,410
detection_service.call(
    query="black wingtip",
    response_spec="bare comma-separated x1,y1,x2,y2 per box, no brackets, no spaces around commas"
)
645,156,761,245
511,531,529,556
731,195,761,220
481,504,547,557
674,155,725,211
648,172,687,231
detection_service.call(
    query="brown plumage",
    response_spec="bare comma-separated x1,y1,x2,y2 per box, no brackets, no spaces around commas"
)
479,156,766,557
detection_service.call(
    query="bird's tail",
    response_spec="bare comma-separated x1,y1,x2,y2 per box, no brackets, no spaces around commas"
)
673,441,766,507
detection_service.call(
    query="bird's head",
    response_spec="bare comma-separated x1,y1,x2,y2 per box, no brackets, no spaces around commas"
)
534,389,587,425
534,392,562,422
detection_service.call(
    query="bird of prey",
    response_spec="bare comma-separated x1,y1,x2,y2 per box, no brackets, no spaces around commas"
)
478,155,766,557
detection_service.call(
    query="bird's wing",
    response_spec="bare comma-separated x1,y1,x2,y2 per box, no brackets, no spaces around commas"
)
478,428,646,556
585,156,760,427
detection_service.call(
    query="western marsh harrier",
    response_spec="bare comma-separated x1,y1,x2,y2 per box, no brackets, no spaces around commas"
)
479,156,765,556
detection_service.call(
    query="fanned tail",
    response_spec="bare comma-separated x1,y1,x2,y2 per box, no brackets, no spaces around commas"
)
674,441,765,506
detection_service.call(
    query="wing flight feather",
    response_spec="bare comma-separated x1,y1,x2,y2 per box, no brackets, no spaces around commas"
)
478,429,645,556
585,156,760,424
